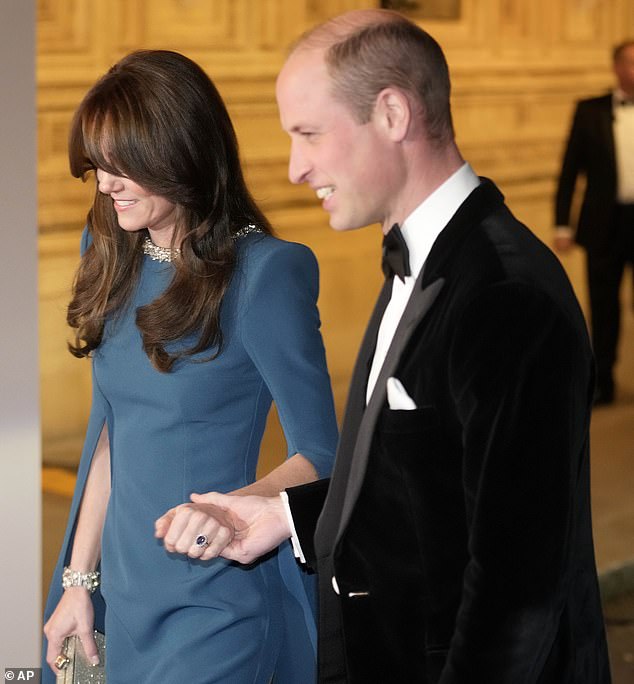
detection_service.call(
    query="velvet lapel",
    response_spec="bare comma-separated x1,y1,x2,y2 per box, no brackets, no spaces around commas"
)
335,276,445,544
329,178,506,550
314,276,393,554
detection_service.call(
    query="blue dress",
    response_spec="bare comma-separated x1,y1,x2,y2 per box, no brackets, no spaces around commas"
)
43,230,338,683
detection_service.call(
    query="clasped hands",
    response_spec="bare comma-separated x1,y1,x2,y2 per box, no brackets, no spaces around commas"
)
154,492,291,564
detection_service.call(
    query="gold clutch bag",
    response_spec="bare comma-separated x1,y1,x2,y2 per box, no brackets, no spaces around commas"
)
56,631,106,683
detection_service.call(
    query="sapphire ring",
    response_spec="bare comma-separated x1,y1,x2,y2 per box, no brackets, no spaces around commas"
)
195,534,210,548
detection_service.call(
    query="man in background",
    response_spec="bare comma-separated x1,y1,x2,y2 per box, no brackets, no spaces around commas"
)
555,40,634,405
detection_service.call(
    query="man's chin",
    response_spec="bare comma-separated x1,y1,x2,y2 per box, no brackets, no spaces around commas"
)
327,214,365,232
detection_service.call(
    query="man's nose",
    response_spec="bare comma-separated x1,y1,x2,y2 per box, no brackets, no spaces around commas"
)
288,143,310,185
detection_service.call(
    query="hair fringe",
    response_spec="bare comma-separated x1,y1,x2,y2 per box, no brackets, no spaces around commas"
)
66,50,272,372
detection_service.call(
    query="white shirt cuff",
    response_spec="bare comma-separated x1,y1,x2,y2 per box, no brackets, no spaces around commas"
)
279,491,306,564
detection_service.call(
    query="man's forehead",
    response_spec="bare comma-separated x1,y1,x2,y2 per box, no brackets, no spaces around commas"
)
617,45,634,61
280,48,326,81
277,50,330,104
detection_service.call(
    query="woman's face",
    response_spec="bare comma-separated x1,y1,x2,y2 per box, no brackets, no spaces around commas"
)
96,169,177,247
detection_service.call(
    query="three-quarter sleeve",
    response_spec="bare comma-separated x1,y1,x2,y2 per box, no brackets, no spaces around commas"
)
239,239,338,478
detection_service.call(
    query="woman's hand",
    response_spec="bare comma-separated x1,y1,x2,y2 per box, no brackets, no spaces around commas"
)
155,498,237,561
155,492,290,564
43,588,99,674
44,424,108,673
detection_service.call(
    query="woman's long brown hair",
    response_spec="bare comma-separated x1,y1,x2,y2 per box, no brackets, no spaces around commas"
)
67,50,272,371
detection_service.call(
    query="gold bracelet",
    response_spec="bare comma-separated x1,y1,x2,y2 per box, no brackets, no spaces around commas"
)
62,566,100,594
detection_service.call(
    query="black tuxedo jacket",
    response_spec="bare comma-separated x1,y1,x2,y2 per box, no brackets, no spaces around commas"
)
555,93,619,253
287,180,610,683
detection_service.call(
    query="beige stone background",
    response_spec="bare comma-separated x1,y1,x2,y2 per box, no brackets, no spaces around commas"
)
38,0,634,474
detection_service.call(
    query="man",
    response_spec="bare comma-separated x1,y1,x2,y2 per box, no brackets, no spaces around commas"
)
555,39,634,405
156,9,611,683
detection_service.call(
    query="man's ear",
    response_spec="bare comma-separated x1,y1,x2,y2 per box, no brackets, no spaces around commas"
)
374,87,411,142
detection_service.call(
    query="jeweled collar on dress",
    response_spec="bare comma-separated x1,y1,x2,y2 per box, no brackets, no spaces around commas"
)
142,224,262,263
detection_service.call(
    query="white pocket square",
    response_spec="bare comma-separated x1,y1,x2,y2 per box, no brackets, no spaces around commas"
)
386,377,417,410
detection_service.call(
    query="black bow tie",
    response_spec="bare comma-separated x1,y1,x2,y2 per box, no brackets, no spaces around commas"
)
382,223,411,282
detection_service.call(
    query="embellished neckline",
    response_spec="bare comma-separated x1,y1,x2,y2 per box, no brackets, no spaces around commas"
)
142,224,262,262
142,237,181,263
233,223,261,239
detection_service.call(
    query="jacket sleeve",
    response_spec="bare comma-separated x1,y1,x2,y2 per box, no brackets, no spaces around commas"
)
285,479,330,568
554,101,586,228
441,280,594,682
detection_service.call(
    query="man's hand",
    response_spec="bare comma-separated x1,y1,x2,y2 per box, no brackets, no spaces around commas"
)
553,232,574,253
155,492,291,564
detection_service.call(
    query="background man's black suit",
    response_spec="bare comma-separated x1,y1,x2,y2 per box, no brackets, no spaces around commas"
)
555,93,634,402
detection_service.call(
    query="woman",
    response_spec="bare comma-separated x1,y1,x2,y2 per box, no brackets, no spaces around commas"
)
42,50,338,683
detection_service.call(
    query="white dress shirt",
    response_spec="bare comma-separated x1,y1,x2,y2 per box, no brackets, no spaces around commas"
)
284,162,481,563
366,162,480,402
613,89,634,203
